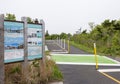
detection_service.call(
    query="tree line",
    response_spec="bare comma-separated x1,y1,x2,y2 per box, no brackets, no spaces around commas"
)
46,19,120,56
45,30,72,40
5,13,120,56
4,13,39,23
71,19,120,56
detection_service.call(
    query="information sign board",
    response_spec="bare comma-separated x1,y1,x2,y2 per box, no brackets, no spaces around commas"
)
4,21,24,63
4,21,43,63
28,24,42,60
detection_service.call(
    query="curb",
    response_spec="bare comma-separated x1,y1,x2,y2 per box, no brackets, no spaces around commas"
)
48,82,63,84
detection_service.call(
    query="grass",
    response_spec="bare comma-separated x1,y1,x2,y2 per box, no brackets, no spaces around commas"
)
52,55,117,64
70,41,94,54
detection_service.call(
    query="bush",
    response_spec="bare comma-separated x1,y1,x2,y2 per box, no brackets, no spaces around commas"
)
5,58,63,84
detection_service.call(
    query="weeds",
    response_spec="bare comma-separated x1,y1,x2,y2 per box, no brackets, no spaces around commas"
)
5,57,63,84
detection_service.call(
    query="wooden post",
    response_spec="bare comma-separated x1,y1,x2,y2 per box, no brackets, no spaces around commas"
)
40,19,45,64
39,19,46,79
0,14,5,84
21,17,28,82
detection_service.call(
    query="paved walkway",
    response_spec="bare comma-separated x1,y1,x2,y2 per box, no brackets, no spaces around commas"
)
58,64,119,84
46,40,120,84
46,40,67,53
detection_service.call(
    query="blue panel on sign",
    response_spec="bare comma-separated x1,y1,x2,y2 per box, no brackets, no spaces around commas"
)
28,24,42,29
4,21,43,63
28,23,43,60
4,58,24,63
4,21,24,63
28,54,42,60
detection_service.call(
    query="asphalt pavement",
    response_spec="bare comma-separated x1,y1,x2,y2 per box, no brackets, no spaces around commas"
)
46,40,90,54
46,40,67,53
46,40,120,84
58,65,119,84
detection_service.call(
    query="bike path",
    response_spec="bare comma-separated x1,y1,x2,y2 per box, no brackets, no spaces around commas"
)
58,64,119,84
46,40,120,84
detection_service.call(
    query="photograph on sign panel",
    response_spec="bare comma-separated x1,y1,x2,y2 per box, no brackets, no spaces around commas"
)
28,28,42,46
4,21,24,50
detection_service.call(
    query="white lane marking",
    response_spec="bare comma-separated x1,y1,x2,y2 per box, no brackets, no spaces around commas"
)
52,50,64,51
51,52,68,54
98,69,120,72
51,54,95,56
56,62,120,66
104,56,120,64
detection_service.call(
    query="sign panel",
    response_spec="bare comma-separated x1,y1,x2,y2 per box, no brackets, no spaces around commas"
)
4,21,43,63
28,24,42,60
4,21,24,63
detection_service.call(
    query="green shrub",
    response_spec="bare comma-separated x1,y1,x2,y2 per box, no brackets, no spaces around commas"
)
70,41,93,53
51,65,63,81
45,51,51,56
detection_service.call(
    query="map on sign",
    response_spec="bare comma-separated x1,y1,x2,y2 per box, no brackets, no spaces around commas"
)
28,24,42,60
4,21,24,63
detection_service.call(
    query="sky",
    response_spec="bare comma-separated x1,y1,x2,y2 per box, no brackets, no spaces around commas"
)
0,0,120,34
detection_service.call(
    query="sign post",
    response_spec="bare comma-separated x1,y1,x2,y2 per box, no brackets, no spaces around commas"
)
39,19,46,79
40,19,45,63
0,14,4,84
21,17,28,82
94,43,98,70
0,14,45,83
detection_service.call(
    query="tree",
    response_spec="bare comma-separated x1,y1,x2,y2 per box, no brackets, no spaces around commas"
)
81,29,87,34
71,19,120,56
45,30,49,37
27,17,33,23
5,13,16,21
34,18,39,24
88,22,95,31
113,20,120,30
50,34,59,40
60,32,67,39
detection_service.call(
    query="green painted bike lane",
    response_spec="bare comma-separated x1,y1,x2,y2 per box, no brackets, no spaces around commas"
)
52,54,119,64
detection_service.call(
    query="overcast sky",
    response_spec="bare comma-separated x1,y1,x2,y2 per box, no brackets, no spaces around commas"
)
0,0,120,34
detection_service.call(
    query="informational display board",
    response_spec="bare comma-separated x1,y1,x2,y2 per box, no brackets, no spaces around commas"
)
0,15,44,84
4,21,24,63
4,21,43,63
28,24,42,60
